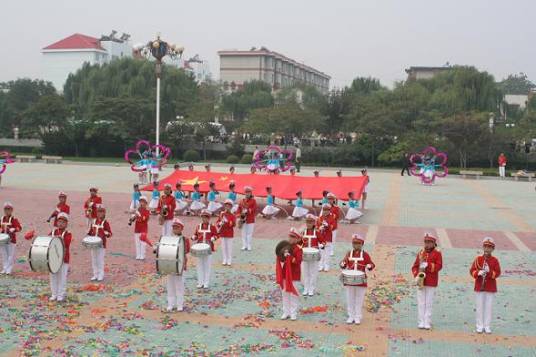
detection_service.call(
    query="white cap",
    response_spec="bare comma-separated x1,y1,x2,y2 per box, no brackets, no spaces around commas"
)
244,186,253,192
3,202,13,209
57,212,69,221
482,236,495,247
139,196,148,202
224,199,234,205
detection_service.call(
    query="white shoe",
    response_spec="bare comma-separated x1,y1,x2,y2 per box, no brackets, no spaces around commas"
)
0,270,5,274
49,296,57,301
196,284,203,288
318,267,323,272
424,325,431,330
308,292,314,297
354,319,361,325
302,290,308,296
484,328,492,334
203,284,209,289
90,276,97,281
324,268,329,272
346,317,354,324
418,323,425,329
241,247,246,251
290,314,297,321
57,296,64,302
281,314,289,320
476,328,483,334
165,306,173,312
247,247,252,251
177,306,183,312
97,277,103,282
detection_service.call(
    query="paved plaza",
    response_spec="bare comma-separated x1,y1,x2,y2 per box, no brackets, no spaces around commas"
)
0,162,535,356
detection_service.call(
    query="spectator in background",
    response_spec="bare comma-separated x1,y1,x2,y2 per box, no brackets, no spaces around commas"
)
498,153,507,179
401,153,411,176
295,146,302,173
253,146,259,160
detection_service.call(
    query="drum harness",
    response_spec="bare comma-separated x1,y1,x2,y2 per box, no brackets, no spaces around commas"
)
0,215,13,234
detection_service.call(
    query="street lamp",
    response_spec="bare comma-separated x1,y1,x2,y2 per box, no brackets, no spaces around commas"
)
134,35,184,154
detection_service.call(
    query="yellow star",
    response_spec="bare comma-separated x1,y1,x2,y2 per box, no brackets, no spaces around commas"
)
180,177,207,186
219,176,228,181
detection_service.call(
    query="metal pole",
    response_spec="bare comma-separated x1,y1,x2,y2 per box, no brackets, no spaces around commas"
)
155,61,162,156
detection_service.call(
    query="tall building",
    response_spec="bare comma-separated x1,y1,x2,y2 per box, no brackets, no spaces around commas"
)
41,32,132,91
218,47,330,94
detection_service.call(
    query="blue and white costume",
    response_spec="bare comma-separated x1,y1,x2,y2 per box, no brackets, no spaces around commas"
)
291,197,308,218
262,194,280,216
190,191,205,211
174,190,188,211
149,188,160,209
206,189,222,213
345,199,363,221
130,190,141,212
227,191,239,213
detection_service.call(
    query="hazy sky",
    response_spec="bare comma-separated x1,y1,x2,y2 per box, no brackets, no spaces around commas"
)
2,0,535,88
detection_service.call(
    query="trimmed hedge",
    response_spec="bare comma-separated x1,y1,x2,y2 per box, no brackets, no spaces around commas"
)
240,154,253,164
183,149,201,162
226,154,240,164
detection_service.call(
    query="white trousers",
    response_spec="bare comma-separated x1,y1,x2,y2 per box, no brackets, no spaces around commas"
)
50,263,69,299
196,255,212,287
162,219,173,237
417,286,436,327
301,260,319,294
475,292,495,331
330,230,337,255
319,243,331,270
281,281,299,317
241,223,254,250
499,166,506,178
221,238,233,264
0,242,15,274
345,286,366,321
134,233,147,259
90,248,106,280
167,274,185,309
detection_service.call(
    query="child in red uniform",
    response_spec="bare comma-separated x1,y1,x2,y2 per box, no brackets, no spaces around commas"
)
157,184,176,236
411,233,443,330
276,228,303,320
47,192,70,227
470,237,501,334
339,234,375,324
131,196,150,260
317,205,335,272
239,186,257,251
48,213,72,302
0,202,22,275
217,199,237,266
301,214,325,296
87,205,112,281
191,210,219,289
327,193,342,256
165,218,191,312
84,186,102,228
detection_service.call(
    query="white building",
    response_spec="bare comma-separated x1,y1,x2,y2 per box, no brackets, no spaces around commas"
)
405,66,452,81
41,32,132,91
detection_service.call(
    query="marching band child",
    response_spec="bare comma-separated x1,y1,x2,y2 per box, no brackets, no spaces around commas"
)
343,191,363,224
149,181,160,214
188,163,194,171
261,186,280,219
470,237,501,334
84,186,102,228
87,205,112,282
191,210,219,289
206,181,222,215
276,228,303,320
49,213,72,302
217,199,237,266
0,202,22,275
289,191,308,220
47,192,70,227
339,234,375,324
361,169,369,209
189,183,205,215
130,196,150,260
227,181,239,213
301,214,325,296
239,186,257,251
411,233,443,330
229,165,235,174
164,218,190,312
157,184,176,236
174,182,188,215
129,184,141,213
317,205,335,272
327,193,341,256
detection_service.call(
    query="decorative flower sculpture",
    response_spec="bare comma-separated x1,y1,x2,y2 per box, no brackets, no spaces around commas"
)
252,145,294,174
124,140,171,173
409,146,448,185
0,151,15,175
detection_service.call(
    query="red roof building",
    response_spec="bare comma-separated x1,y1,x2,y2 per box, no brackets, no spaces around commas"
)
42,33,105,51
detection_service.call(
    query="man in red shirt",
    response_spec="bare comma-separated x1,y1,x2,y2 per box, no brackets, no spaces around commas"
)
84,186,102,228
317,205,335,272
131,196,150,260
47,192,70,227
276,228,303,320
470,237,501,334
239,186,257,251
411,233,443,330
192,210,219,289
498,153,507,178
157,184,176,236
87,205,112,281
217,199,237,266
48,213,72,302
1,202,22,275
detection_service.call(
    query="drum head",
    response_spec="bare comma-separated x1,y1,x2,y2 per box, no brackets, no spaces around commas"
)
193,243,210,250
343,269,364,276
0,233,9,244
303,247,319,254
48,237,64,274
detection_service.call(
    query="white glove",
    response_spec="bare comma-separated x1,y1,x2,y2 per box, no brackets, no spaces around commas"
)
340,262,346,269
191,235,196,241
483,264,490,273
419,262,428,269
478,270,486,276
135,211,141,217
366,264,373,271
284,252,290,257
318,243,325,249
9,228,15,233
210,237,216,243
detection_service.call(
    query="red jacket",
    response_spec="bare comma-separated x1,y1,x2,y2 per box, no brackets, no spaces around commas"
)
193,222,219,251
157,194,176,220
238,197,257,224
49,228,72,264
84,196,102,219
340,249,375,287
411,248,443,287
470,255,501,293
276,243,302,281
498,155,507,166
317,215,335,243
329,206,342,230
134,207,150,233
301,227,325,248
216,211,236,238
1,215,22,243
51,203,70,227
88,218,112,248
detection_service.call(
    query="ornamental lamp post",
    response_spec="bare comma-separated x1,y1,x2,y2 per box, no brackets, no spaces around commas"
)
134,35,184,155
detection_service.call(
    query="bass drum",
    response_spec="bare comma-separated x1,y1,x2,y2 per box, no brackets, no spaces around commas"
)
156,235,185,275
29,236,64,274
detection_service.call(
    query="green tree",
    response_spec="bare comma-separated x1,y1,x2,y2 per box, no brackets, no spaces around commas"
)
22,94,69,138
498,73,535,95
442,112,488,168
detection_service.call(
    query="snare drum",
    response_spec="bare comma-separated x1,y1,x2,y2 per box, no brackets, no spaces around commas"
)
0,233,9,245
82,236,103,249
302,247,321,262
191,243,211,258
156,236,185,275
340,269,366,286
29,236,64,274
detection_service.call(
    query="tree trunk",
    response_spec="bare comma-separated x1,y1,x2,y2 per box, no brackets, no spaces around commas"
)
371,142,375,167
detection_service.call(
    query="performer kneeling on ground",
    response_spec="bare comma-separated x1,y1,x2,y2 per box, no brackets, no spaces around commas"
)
261,186,280,219
470,237,501,334
174,182,188,215
206,181,222,215
289,190,308,220
130,196,150,260
239,186,257,251
157,184,176,236
317,205,335,272
47,192,70,227
1,202,22,275
49,213,72,302
164,218,190,312
301,214,325,296
340,234,374,324
191,210,219,289
343,191,363,224
189,183,205,216
412,233,443,330
87,205,112,282
217,199,236,266
276,228,303,321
